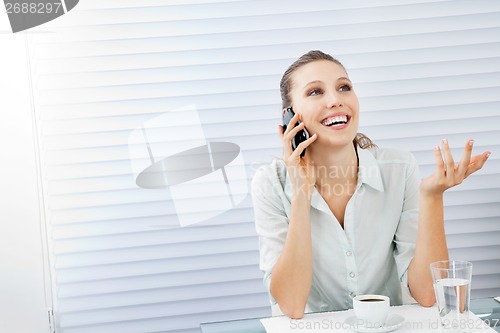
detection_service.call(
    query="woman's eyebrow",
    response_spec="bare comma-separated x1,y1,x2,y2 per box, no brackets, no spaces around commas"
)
338,76,351,82
303,77,351,89
303,80,323,89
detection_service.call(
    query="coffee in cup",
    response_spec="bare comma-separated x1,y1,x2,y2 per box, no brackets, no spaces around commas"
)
353,294,390,328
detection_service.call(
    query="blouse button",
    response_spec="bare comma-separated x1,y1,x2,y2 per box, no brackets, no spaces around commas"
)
349,272,356,278
350,291,357,298
346,251,352,256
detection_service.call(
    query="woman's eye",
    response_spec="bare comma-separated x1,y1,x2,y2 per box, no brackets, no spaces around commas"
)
308,88,323,96
339,84,351,92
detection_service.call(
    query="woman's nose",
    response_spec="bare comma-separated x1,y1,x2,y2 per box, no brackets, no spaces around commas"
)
326,91,342,108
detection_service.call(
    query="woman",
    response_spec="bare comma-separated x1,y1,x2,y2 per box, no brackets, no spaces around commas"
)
251,50,490,319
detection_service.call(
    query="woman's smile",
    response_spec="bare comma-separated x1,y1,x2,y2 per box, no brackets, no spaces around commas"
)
320,112,351,130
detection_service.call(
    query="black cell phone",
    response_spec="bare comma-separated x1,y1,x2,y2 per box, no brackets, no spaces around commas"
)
282,107,310,157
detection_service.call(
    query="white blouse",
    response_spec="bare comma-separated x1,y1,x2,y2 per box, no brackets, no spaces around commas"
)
251,146,420,312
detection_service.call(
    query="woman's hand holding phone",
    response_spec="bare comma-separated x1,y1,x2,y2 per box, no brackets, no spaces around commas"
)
279,109,318,197
282,107,310,157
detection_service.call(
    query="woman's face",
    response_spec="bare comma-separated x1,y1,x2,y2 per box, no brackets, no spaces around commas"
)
288,60,360,149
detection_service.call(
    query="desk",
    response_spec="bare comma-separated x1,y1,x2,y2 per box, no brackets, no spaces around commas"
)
200,298,500,333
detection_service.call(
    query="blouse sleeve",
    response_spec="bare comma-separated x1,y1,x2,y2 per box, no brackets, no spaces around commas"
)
251,161,290,305
393,152,420,298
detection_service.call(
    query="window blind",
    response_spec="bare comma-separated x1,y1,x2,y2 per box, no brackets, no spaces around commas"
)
27,1,500,332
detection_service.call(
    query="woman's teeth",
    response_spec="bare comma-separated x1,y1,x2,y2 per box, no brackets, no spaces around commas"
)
322,115,348,126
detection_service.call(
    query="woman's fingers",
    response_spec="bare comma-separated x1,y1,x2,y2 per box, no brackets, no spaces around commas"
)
456,139,473,179
291,133,317,159
282,122,306,152
423,139,490,195
280,113,298,152
465,152,490,178
441,139,455,181
280,112,314,159
279,112,300,142
279,112,299,140
278,124,285,138
283,112,299,135
434,145,445,174
287,121,306,138
433,139,491,186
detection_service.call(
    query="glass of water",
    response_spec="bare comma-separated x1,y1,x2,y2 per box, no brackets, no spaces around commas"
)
430,260,473,332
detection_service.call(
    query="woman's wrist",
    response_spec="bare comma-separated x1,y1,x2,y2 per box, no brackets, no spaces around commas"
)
419,182,445,199
292,182,314,200
291,185,314,205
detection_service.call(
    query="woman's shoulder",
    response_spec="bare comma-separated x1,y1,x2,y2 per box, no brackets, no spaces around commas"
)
251,159,287,189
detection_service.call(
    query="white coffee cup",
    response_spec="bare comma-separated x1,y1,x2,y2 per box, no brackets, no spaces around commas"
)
353,294,390,328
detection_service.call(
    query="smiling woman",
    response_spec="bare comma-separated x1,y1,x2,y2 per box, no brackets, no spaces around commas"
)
251,50,491,319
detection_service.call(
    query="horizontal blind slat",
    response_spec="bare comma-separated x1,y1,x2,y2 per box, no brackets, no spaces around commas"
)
34,9,500,46
56,251,260,283
57,264,262,298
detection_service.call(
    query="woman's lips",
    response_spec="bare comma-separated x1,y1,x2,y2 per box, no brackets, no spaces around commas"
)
321,114,350,130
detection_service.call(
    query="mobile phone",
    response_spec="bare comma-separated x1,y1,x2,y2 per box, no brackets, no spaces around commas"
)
282,107,310,157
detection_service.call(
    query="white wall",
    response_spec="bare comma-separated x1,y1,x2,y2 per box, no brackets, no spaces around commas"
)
0,32,50,333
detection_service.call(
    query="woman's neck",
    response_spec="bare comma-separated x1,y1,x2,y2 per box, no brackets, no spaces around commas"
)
309,141,359,193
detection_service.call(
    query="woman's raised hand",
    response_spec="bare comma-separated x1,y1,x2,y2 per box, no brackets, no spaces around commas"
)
420,139,490,196
279,113,318,197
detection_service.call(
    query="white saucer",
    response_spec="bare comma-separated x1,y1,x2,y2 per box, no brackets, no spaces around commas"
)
344,314,405,332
